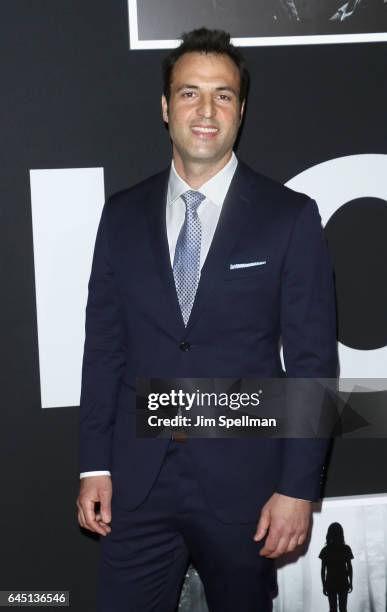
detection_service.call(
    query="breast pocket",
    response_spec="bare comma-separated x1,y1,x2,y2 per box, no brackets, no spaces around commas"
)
224,262,268,280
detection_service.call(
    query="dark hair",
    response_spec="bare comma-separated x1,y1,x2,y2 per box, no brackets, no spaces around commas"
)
326,523,345,546
162,27,249,105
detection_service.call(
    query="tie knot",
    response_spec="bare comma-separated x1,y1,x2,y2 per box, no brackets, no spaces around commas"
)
181,190,206,212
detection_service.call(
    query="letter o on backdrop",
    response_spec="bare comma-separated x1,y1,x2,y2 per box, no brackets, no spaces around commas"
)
286,154,387,391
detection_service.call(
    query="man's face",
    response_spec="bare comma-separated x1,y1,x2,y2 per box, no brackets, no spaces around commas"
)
161,52,245,168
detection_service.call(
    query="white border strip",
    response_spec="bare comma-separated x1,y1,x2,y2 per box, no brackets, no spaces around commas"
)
320,492,387,508
130,33,387,50
127,0,140,50
233,32,387,47
127,1,387,50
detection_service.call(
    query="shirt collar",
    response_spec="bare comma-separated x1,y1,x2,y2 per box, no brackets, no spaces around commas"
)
167,151,238,208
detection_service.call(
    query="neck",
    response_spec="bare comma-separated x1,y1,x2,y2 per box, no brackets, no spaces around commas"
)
173,150,232,189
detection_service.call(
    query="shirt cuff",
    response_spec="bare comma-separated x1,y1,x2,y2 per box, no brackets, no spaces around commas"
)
79,470,111,479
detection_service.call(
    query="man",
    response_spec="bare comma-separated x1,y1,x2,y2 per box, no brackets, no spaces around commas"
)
77,28,337,612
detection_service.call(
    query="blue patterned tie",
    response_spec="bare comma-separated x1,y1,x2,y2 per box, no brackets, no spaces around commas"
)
173,190,206,326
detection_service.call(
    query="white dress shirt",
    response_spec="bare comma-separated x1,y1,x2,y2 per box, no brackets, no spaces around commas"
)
80,152,239,479
166,151,238,268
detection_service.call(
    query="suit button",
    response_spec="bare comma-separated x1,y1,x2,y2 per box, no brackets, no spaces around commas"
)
179,341,190,352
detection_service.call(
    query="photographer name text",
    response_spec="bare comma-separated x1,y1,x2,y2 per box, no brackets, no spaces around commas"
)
147,414,276,429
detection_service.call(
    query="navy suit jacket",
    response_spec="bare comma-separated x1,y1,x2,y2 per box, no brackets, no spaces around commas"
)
79,160,338,523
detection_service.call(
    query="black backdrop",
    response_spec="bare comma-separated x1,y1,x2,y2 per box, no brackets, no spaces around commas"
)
1,2,386,610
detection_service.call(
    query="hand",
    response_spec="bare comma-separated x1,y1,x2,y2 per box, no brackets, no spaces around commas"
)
77,475,112,536
253,492,312,558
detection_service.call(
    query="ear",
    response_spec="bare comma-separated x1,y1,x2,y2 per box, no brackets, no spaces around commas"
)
161,94,169,123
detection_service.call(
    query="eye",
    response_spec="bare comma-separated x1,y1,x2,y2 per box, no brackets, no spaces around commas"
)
182,91,196,98
217,94,232,102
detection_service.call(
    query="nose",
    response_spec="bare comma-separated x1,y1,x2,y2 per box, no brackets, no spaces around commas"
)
197,94,216,118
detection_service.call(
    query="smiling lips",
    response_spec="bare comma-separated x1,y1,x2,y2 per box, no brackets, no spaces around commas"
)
191,125,219,139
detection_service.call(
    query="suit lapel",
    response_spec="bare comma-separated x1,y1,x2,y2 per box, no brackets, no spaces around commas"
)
143,168,187,336
185,162,256,334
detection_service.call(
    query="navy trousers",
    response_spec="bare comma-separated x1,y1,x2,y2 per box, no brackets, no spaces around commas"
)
97,439,276,612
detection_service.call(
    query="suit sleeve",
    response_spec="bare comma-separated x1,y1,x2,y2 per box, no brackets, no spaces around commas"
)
79,198,127,473
277,198,338,501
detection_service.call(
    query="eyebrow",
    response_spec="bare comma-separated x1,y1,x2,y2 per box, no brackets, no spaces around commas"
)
176,84,238,96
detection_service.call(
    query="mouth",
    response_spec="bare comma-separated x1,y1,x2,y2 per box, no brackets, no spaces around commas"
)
191,125,219,139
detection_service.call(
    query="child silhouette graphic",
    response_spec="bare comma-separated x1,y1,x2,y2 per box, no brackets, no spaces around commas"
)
319,522,354,612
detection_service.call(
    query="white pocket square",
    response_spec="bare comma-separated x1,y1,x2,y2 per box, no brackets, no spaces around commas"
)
230,261,267,270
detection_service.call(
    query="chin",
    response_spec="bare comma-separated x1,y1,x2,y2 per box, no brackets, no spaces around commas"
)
190,146,224,161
